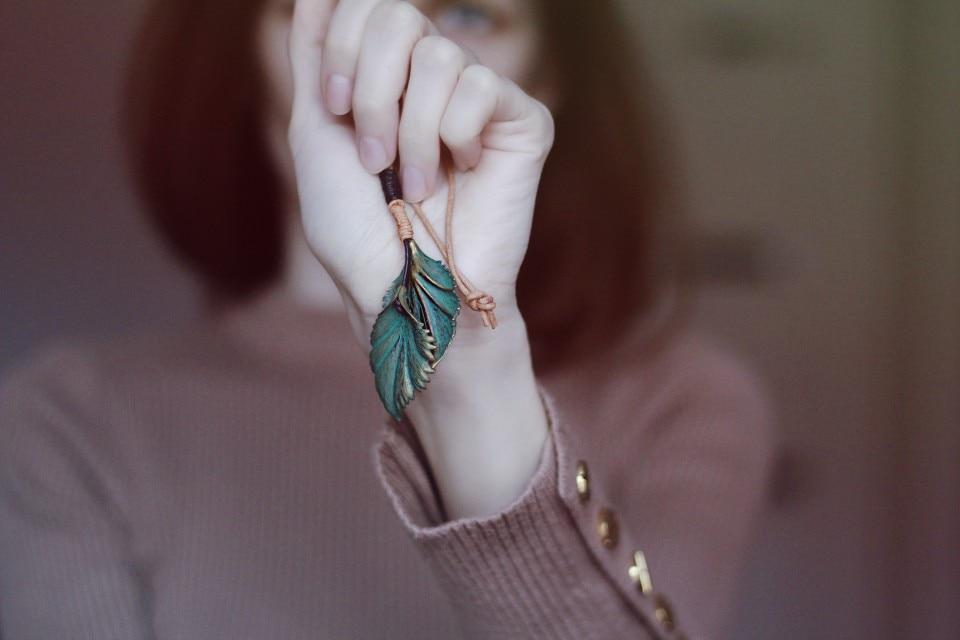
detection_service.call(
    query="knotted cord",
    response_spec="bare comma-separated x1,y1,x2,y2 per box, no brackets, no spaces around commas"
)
388,200,413,241
382,164,498,329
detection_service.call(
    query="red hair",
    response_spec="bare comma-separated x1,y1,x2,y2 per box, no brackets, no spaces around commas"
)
123,0,680,374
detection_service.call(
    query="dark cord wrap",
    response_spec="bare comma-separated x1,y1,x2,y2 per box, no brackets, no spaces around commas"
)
379,166,403,203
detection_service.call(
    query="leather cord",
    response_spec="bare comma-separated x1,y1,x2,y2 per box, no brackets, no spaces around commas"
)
382,164,498,329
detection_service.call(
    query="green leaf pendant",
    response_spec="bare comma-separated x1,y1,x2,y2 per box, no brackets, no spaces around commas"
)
370,236,461,421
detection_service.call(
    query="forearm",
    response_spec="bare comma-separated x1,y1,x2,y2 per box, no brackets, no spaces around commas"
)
403,305,549,521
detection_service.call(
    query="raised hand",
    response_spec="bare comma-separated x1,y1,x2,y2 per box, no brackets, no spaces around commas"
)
288,0,555,344
288,0,553,518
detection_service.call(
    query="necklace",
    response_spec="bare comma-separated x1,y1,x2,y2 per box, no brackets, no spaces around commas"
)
368,164,497,420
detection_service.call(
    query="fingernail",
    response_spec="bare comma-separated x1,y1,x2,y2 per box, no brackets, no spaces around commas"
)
358,136,387,172
402,165,427,202
325,74,352,115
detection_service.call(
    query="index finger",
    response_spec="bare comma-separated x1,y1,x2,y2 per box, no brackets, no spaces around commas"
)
290,0,338,116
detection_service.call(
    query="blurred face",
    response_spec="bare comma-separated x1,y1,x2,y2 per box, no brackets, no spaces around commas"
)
257,0,555,202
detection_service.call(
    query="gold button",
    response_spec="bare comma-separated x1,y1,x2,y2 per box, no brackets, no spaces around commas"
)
627,550,653,595
653,593,675,631
596,507,619,548
575,460,590,501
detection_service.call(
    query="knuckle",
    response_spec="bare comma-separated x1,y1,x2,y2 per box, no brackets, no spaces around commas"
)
438,118,472,149
287,118,309,158
460,64,500,94
413,36,466,70
533,100,556,149
286,121,299,149
398,118,434,149
375,0,425,33
322,34,352,66
352,95,387,122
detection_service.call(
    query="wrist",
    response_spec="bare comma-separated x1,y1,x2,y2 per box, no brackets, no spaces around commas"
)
403,308,550,518
412,301,528,403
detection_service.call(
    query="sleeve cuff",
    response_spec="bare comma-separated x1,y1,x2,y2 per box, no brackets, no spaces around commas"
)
373,386,652,638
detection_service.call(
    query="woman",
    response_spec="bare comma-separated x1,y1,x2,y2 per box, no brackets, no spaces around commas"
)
0,0,774,638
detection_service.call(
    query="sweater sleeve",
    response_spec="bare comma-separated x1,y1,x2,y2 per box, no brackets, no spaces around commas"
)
373,386,667,639
373,355,775,640
0,348,153,640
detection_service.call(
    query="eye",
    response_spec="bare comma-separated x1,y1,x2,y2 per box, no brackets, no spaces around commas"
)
435,2,499,35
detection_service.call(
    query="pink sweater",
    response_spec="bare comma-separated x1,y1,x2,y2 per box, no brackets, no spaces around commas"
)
0,287,774,639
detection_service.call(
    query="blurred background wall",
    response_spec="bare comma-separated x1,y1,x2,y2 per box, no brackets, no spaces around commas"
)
1,1,957,638
0,1,199,369
621,2,959,638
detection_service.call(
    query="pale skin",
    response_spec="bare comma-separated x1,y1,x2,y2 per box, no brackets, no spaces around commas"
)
258,0,560,519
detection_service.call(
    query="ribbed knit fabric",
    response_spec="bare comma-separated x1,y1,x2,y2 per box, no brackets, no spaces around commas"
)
0,287,774,640
375,397,657,639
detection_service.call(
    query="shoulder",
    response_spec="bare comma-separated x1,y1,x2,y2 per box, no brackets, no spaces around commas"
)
616,330,778,476
653,332,773,433
636,331,775,450
2,318,226,408
0,319,234,455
